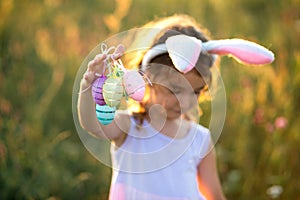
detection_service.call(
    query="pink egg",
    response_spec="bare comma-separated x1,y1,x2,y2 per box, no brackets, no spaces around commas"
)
123,70,145,101
92,75,107,105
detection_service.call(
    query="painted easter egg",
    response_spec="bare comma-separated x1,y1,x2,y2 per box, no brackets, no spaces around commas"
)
123,70,145,101
95,104,116,125
92,75,107,105
102,77,124,107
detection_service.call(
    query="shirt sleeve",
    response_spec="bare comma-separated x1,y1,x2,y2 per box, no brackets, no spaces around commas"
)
195,124,212,160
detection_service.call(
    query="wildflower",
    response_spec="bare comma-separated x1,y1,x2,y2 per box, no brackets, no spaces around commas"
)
265,122,275,133
266,185,283,199
254,108,265,124
274,116,288,129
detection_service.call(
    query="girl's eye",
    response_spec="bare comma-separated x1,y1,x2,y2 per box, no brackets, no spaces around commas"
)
194,86,206,95
194,91,201,95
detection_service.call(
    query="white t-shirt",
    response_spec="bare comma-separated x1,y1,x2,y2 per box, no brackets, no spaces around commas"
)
109,117,211,200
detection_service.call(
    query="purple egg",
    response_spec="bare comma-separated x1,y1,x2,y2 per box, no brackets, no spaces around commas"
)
92,75,107,105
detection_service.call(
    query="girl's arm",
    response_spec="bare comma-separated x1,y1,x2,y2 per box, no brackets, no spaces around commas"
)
77,54,129,145
197,145,226,200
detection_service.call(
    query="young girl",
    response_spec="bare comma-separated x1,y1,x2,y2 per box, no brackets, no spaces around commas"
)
77,14,274,200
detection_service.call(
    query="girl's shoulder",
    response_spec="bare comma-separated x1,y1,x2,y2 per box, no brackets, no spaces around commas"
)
188,121,211,159
188,120,211,145
195,122,210,136
187,120,210,136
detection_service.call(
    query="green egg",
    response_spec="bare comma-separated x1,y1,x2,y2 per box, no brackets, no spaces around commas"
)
102,77,124,107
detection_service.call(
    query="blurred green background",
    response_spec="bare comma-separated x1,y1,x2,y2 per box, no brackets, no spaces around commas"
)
1,0,300,199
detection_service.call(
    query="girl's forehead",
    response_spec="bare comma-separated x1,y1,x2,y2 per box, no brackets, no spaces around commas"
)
148,54,210,86
147,61,206,89
166,70,205,89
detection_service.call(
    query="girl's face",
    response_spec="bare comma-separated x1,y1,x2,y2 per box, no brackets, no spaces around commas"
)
149,70,206,120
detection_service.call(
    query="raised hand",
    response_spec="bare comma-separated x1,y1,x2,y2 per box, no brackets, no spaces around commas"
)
81,44,125,90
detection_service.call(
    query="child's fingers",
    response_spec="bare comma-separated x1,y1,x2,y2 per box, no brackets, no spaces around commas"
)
113,53,122,60
84,54,107,84
87,54,107,73
83,71,96,84
113,44,125,60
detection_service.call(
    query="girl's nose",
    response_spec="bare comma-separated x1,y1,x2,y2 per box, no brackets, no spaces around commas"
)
177,93,197,111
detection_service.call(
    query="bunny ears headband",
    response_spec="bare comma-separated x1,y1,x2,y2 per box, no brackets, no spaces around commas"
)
141,35,275,73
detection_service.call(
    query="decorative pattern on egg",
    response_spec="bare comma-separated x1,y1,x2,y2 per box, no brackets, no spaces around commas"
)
102,77,124,107
95,104,116,125
123,70,145,101
92,75,107,105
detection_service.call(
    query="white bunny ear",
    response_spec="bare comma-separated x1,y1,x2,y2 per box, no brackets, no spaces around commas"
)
166,35,202,73
202,39,275,65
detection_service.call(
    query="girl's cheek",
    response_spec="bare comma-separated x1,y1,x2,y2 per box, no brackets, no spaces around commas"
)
179,93,197,108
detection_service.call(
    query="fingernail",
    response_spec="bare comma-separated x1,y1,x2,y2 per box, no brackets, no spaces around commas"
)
114,53,121,59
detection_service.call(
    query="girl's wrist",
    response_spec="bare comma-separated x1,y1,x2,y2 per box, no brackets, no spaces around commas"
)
79,78,92,94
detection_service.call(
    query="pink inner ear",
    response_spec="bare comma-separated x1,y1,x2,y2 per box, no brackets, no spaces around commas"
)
183,49,200,73
210,46,274,65
204,39,275,65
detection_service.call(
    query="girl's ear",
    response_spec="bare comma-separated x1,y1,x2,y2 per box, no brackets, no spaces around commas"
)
202,39,275,65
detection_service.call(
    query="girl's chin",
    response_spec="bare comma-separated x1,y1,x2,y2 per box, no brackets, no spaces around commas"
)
166,111,182,119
